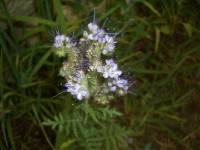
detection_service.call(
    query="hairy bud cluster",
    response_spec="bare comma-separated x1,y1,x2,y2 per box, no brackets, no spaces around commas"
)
53,21,130,104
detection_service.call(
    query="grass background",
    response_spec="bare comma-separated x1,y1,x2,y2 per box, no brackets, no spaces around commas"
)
0,0,200,149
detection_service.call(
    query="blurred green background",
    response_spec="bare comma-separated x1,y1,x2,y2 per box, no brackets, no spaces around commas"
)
0,0,200,149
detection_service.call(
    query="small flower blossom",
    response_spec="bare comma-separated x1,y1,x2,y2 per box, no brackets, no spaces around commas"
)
97,59,122,79
64,71,89,100
53,35,75,49
65,81,89,100
88,23,99,33
102,44,115,55
113,78,129,92
107,77,129,93
54,34,66,48
87,30,105,42
85,22,116,55
102,35,116,54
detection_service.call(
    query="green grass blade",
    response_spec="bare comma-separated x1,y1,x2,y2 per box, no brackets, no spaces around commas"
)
53,0,67,33
29,49,53,80
99,4,120,21
0,33,19,82
18,26,46,42
139,0,161,17
155,27,160,53
32,106,54,149
0,14,57,26
6,117,16,150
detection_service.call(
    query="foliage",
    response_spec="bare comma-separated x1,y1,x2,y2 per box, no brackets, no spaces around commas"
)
43,103,129,150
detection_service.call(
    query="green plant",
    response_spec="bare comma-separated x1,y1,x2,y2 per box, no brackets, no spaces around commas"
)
0,0,199,149
44,103,130,150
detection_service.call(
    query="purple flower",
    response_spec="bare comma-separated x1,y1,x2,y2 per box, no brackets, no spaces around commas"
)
97,59,122,79
53,35,74,49
64,71,89,100
88,23,99,33
113,78,129,92
53,35,66,48
86,22,116,55
65,81,89,100
53,21,130,101
107,77,129,93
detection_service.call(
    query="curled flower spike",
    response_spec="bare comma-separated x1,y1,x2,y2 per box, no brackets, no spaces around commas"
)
65,81,89,100
84,23,116,55
53,20,131,103
64,71,89,100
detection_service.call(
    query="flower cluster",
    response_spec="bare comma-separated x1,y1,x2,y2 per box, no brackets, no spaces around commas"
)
97,59,122,78
64,71,89,100
53,34,77,57
97,59,129,94
84,23,116,55
53,21,130,103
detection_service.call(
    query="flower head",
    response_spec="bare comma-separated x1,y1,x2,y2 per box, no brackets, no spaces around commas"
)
53,20,131,103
